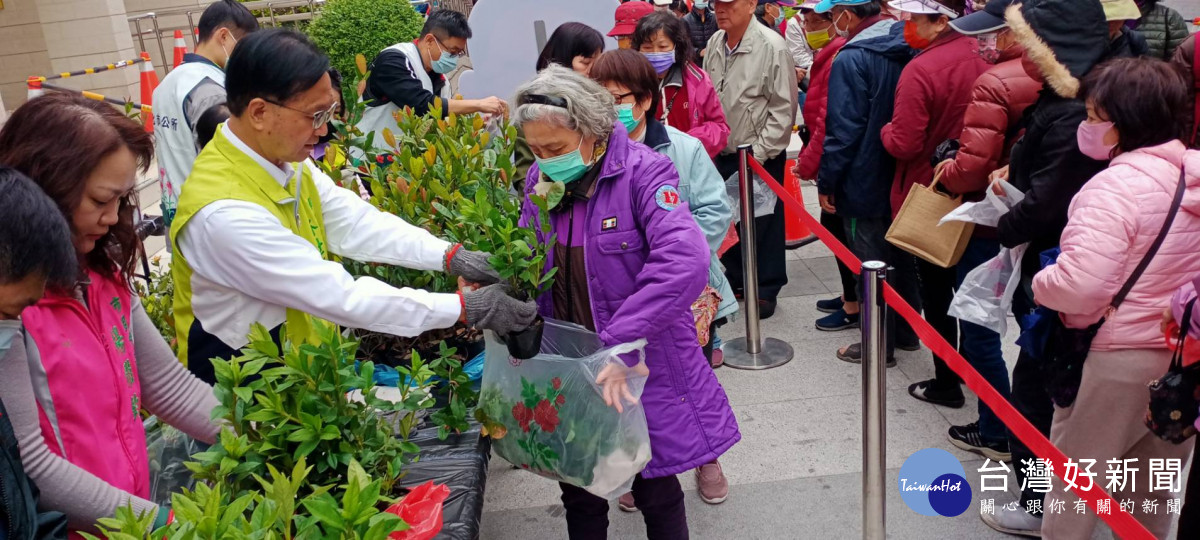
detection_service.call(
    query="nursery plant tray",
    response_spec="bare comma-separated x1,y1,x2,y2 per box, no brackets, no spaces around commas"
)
400,419,491,540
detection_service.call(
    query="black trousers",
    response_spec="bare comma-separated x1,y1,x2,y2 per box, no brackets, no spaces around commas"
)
820,211,858,304
1009,286,1055,514
914,257,962,392
559,475,688,540
1178,438,1200,539
715,152,789,302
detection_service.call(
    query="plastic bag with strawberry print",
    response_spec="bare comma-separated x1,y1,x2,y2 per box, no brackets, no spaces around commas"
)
476,318,651,500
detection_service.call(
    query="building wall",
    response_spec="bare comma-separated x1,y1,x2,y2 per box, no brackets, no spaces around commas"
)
0,0,52,111
0,0,206,113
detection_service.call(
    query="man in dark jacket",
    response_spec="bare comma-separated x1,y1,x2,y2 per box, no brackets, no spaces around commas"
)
683,1,720,64
0,169,73,540
815,0,918,363
879,0,997,454
1135,0,1189,60
987,0,1112,535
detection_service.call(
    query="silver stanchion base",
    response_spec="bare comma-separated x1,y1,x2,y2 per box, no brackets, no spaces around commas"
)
722,337,794,370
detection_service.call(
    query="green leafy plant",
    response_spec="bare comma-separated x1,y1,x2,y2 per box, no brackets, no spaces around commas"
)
307,0,424,105
186,321,435,499
132,259,176,354
82,458,407,539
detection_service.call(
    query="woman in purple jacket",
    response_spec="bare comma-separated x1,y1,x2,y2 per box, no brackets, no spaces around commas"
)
514,65,740,540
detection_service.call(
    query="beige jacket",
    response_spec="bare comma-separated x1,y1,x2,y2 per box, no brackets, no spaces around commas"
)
703,20,797,160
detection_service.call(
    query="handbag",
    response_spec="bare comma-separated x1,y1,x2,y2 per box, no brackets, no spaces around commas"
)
1043,166,1188,408
1145,298,1200,444
885,171,974,268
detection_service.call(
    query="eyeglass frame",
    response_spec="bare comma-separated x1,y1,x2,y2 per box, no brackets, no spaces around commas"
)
432,36,466,59
263,98,339,130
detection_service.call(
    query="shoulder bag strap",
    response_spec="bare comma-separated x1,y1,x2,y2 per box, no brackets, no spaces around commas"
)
1111,165,1188,310
1171,298,1196,370
1192,37,1200,146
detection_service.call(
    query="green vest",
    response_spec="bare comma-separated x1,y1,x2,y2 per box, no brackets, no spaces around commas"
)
170,125,331,368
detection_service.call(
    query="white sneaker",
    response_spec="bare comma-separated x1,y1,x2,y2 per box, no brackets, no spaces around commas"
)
981,502,1042,538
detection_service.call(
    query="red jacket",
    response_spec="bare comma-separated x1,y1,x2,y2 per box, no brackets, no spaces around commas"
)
652,62,730,158
880,31,989,214
795,35,848,180
938,47,1041,197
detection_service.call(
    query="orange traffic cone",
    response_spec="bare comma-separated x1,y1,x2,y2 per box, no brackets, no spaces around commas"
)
172,30,187,69
139,52,159,132
26,76,44,100
784,158,817,249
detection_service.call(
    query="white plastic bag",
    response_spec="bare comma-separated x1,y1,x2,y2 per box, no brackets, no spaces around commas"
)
938,178,1025,228
725,170,779,222
942,179,1028,336
949,244,1029,336
477,319,652,499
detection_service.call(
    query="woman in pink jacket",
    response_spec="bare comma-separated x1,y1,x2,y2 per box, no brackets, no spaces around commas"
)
633,11,730,158
0,93,220,537
1032,58,1200,540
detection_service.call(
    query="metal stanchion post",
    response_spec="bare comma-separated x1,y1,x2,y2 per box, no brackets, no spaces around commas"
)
861,261,887,540
724,145,794,370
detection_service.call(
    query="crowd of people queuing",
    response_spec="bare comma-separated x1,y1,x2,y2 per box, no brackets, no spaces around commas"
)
3,0,1200,538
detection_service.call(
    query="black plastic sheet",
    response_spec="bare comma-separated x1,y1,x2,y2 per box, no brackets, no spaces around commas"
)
399,420,491,540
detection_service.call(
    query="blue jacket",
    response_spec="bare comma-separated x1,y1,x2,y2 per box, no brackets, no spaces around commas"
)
817,19,914,219
644,120,738,321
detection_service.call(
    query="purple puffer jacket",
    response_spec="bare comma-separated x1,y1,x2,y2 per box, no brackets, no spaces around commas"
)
519,122,741,478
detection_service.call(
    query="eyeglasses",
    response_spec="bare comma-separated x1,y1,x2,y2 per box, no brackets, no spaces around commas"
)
265,98,339,130
610,91,635,103
434,37,465,59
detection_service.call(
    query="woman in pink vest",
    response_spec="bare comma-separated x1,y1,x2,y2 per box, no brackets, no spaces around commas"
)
0,93,221,537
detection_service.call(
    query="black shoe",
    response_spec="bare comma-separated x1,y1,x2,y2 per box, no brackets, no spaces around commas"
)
816,296,844,314
815,309,860,332
948,423,1012,462
897,340,921,352
835,343,895,367
907,379,965,408
759,299,777,320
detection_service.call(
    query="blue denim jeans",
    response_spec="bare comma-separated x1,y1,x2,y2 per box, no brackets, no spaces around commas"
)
955,237,1012,443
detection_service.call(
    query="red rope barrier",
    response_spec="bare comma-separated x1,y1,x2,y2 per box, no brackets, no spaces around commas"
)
746,158,1154,539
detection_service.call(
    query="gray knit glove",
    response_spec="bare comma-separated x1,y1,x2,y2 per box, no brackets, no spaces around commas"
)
446,244,501,285
462,284,538,335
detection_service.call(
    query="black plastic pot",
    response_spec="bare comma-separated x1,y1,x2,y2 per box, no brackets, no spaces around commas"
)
505,316,544,360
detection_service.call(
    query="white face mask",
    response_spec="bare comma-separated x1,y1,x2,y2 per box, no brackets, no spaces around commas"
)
221,32,239,67
833,10,851,38
0,319,22,359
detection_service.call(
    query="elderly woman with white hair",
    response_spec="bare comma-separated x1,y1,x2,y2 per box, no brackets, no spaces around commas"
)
515,65,740,540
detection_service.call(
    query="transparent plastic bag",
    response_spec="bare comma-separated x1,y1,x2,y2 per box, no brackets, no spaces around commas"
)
725,170,779,221
938,178,1025,228
948,244,1028,336
942,179,1027,335
143,416,203,506
476,319,651,500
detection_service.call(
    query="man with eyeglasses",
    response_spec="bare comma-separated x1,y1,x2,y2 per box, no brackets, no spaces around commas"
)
170,29,537,384
153,0,259,233
358,9,508,151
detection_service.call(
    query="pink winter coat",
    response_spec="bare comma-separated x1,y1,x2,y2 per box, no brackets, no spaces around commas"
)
1033,141,1200,351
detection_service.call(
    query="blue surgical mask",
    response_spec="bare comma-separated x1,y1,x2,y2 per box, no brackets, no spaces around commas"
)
642,50,676,75
694,0,709,8
430,39,461,74
0,320,22,360
536,136,593,184
615,103,643,133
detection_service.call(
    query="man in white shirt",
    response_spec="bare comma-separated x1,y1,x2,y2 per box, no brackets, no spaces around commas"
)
153,0,258,230
169,29,536,383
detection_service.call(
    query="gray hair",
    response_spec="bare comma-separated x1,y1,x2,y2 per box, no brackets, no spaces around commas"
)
512,64,616,141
